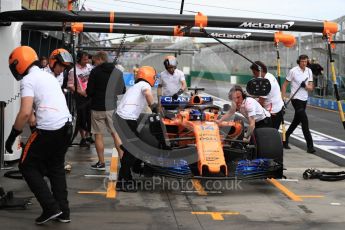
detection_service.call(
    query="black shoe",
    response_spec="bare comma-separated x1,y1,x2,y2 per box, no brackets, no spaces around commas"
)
307,147,316,154
283,141,291,149
35,211,62,225
79,138,89,147
86,136,95,144
55,213,71,223
91,162,106,171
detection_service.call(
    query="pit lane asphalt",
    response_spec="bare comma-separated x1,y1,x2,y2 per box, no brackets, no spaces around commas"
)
1,78,344,230
1,137,344,230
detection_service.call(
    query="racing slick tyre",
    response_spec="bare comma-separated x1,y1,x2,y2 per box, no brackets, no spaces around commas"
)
137,113,160,148
254,127,283,164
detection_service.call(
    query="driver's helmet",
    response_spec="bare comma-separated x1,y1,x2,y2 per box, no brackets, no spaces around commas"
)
189,109,203,121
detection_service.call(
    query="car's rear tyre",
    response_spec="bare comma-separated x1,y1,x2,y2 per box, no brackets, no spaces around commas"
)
254,127,283,164
137,113,160,148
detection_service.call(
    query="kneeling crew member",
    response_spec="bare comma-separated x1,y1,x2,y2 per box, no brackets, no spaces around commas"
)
217,85,272,142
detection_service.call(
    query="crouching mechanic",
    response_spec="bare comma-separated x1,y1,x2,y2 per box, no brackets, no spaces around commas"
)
216,85,272,142
116,66,158,192
157,56,186,102
6,46,73,225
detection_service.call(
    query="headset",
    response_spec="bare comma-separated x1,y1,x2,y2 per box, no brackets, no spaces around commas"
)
297,54,309,65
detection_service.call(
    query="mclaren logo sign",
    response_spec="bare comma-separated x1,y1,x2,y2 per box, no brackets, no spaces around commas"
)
239,21,295,30
211,32,252,39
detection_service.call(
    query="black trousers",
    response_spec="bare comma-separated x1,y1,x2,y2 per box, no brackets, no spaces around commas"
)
115,114,138,181
76,96,91,132
286,99,313,148
19,122,72,215
271,108,284,130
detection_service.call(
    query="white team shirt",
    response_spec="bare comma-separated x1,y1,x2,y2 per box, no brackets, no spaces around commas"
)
21,66,72,130
116,81,151,120
260,73,284,113
286,66,313,101
43,66,64,86
158,69,185,96
68,63,93,91
234,97,270,122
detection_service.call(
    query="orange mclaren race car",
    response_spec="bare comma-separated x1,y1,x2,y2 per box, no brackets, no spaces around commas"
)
115,87,283,180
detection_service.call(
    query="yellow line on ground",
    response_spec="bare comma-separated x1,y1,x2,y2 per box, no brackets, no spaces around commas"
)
191,179,208,196
298,195,324,198
110,155,118,173
106,148,118,199
78,191,107,195
89,157,112,161
267,178,303,201
191,211,240,220
106,181,116,198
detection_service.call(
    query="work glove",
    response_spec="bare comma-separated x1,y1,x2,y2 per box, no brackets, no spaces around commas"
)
300,81,306,88
150,103,158,114
5,126,22,153
283,97,289,108
242,129,252,143
243,137,250,143
172,88,184,100
243,130,251,143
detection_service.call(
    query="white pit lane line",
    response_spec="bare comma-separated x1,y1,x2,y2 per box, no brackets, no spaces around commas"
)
203,92,345,161
285,121,345,160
